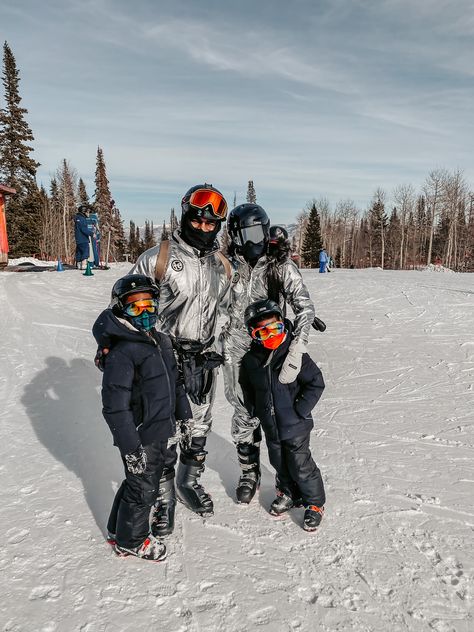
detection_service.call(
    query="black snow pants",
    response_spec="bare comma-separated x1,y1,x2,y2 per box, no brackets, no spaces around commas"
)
266,432,326,507
107,439,169,548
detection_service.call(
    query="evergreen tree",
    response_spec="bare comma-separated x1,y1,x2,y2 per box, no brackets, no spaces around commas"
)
143,219,156,250
246,180,256,204
93,147,124,261
0,41,41,256
169,207,179,231
367,189,388,268
161,220,170,241
386,206,401,268
77,178,89,205
128,220,137,261
94,146,113,243
301,203,322,267
219,223,231,254
111,204,126,260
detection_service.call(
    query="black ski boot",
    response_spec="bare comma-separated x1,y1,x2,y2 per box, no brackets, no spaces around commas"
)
236,443,261,504
176,451,214,516
270,490,294,516
303,505,324,532
151,468,176,538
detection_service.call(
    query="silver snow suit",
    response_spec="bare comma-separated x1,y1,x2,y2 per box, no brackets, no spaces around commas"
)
219,255,315,444
130,230,231,438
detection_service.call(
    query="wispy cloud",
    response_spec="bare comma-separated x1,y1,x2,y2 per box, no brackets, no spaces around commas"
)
1,0,472,224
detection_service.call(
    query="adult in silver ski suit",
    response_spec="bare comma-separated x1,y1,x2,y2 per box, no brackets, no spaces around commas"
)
220,205,315,503
127,184,231,528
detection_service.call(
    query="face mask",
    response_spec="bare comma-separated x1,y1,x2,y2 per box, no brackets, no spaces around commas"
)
241,240,267,264
181,216,220,252
261,332,286,350
129,311,157,332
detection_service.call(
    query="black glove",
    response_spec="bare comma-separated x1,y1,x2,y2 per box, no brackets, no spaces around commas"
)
312,316,326,332
124,445,147,475
94,347,109,372
180,351,224,405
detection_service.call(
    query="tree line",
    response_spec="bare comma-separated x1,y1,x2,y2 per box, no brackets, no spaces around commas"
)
1,41,473,270
296,171,474,271
0,42,128,262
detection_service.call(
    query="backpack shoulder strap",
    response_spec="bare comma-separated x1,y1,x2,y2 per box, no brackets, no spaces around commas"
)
154,240,170,282
215,251,232,280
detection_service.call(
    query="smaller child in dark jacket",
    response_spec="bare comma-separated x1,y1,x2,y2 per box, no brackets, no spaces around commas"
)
239,299,326,531
93,274,192,561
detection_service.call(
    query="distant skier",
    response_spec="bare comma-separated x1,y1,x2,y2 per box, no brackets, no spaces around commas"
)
94,274,192,560
319,248,328,274
74,204,95,269
239,299,326,531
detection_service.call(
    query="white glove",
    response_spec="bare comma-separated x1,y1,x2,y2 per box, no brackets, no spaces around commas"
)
279,341,306,384
124,445,147,475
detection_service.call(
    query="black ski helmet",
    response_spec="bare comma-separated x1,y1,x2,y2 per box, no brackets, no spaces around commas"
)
111,274,159,312
181,183,228,222
269,225,288,242
244,299,283,332
228,203,270,263
228,204,270,245
77,202,91,215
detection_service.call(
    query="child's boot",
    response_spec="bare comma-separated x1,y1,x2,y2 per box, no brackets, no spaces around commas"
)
114,534,167,561
236,443,261,504
151,468,176,537
303,505,324,532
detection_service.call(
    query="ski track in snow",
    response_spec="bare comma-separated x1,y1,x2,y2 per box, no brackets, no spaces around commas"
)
0,267,473,632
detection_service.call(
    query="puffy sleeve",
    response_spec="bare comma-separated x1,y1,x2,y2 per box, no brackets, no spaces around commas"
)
280,260,315,345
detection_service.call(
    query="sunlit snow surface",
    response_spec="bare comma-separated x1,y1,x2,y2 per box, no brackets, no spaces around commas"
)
0,265,473,632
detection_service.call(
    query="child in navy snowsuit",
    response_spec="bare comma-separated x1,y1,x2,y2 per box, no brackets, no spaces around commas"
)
93,274,192,560
239,299,326,531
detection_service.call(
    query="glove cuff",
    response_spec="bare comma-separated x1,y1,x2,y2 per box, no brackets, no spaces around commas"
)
291,340,306,354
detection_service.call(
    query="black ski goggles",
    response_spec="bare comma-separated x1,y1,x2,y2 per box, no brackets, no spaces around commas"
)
232,224,267,246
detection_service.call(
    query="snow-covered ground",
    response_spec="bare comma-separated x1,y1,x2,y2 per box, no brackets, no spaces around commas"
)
0,266,473,632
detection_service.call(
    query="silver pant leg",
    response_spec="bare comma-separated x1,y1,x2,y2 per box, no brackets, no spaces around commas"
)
220,330,260,445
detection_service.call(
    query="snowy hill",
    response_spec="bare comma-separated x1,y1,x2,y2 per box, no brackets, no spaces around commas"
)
0,267,473,631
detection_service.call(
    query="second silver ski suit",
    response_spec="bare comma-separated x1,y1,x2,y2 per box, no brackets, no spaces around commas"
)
219,255,315,444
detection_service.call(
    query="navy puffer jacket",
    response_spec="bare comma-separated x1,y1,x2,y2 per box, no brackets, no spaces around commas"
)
239,321,325,441
93,309,192,456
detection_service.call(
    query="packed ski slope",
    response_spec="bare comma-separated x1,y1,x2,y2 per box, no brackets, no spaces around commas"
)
0,265,473,632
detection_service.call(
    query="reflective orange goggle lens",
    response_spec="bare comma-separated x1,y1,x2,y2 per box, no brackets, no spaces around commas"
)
124,298,158,317
251,321,285,341
189,189,228,219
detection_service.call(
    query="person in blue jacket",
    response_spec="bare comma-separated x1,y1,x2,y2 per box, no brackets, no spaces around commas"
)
74,204,94,269
319,248,328,273
93,274,192,561
87,212,101,267
239,299,326,532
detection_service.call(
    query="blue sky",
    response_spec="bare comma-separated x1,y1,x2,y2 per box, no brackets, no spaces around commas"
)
1,0,473,225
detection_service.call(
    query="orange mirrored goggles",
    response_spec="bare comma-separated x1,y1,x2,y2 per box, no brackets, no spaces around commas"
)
124,298,158,317
189,188,228,220
251,320,285,341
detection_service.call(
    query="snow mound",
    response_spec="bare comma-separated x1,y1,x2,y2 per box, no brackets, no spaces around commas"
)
8,256,55,266
420,263,456,274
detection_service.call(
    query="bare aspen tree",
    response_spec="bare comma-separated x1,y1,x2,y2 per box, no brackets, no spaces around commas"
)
423,169,446,265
